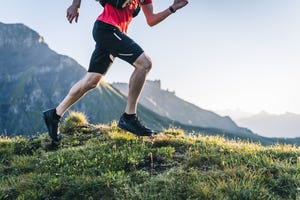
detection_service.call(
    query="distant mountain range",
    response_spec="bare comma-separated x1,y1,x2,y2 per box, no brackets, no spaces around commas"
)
236,111,300,138
1,22,299,146
215,109,300,138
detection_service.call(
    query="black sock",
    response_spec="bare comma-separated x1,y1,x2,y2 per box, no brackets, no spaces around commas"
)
123,113,136,119
53,109,61,120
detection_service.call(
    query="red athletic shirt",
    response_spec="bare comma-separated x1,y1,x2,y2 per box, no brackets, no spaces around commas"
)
97,0,152,33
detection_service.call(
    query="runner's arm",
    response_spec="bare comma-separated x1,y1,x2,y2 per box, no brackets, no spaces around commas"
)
142,0,188,27
67,0,81,23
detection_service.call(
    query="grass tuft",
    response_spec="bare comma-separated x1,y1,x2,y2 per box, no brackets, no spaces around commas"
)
60,111,89,134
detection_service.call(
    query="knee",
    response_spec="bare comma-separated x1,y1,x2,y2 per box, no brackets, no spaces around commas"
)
135,53,152,73
83,74,102,90
144,58,152,72
86,79,100,90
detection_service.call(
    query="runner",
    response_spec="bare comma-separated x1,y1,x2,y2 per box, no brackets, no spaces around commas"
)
43,0,189,141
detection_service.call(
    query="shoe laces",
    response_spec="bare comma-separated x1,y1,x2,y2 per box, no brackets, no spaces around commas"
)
133,115,146,128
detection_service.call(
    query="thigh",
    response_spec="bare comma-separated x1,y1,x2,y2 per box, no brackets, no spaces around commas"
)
108,30,144,66
83,72,103,83
90,20,144,70
93,21,144,66
88,44,114,75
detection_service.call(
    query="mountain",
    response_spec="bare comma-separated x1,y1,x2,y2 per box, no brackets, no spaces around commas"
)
236,111,300,138
112,80,250,134
0,22,175,136
111,81,300,144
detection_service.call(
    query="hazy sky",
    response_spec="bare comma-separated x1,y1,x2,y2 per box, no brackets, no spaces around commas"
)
1,0,299,115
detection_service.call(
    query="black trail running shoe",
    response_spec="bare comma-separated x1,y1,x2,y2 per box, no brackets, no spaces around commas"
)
118,114,155,136
43,108,61,141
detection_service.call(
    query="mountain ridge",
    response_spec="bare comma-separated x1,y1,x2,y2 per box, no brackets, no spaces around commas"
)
112,80,249,134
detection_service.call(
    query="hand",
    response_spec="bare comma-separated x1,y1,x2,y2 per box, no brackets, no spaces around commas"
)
66,4,80,23
172,0,189,11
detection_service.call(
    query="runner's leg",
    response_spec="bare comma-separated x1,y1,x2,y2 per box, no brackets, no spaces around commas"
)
125,53,152,114
56,72,103,116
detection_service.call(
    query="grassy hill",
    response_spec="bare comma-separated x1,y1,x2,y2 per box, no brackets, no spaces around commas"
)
0,112,299,200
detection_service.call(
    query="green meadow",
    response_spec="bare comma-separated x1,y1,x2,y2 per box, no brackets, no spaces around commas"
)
0,112,299,200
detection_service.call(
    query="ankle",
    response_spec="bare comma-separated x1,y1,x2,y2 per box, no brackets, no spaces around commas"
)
54,108,62,120
123,112,136,119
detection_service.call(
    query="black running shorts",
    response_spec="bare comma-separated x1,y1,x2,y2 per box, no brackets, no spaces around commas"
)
88,20,144,75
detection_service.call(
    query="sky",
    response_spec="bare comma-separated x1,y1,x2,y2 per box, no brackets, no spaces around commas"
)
1,0,300,116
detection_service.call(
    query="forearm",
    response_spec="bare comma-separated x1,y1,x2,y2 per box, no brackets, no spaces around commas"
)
145,7,174,27
143,0,188,27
